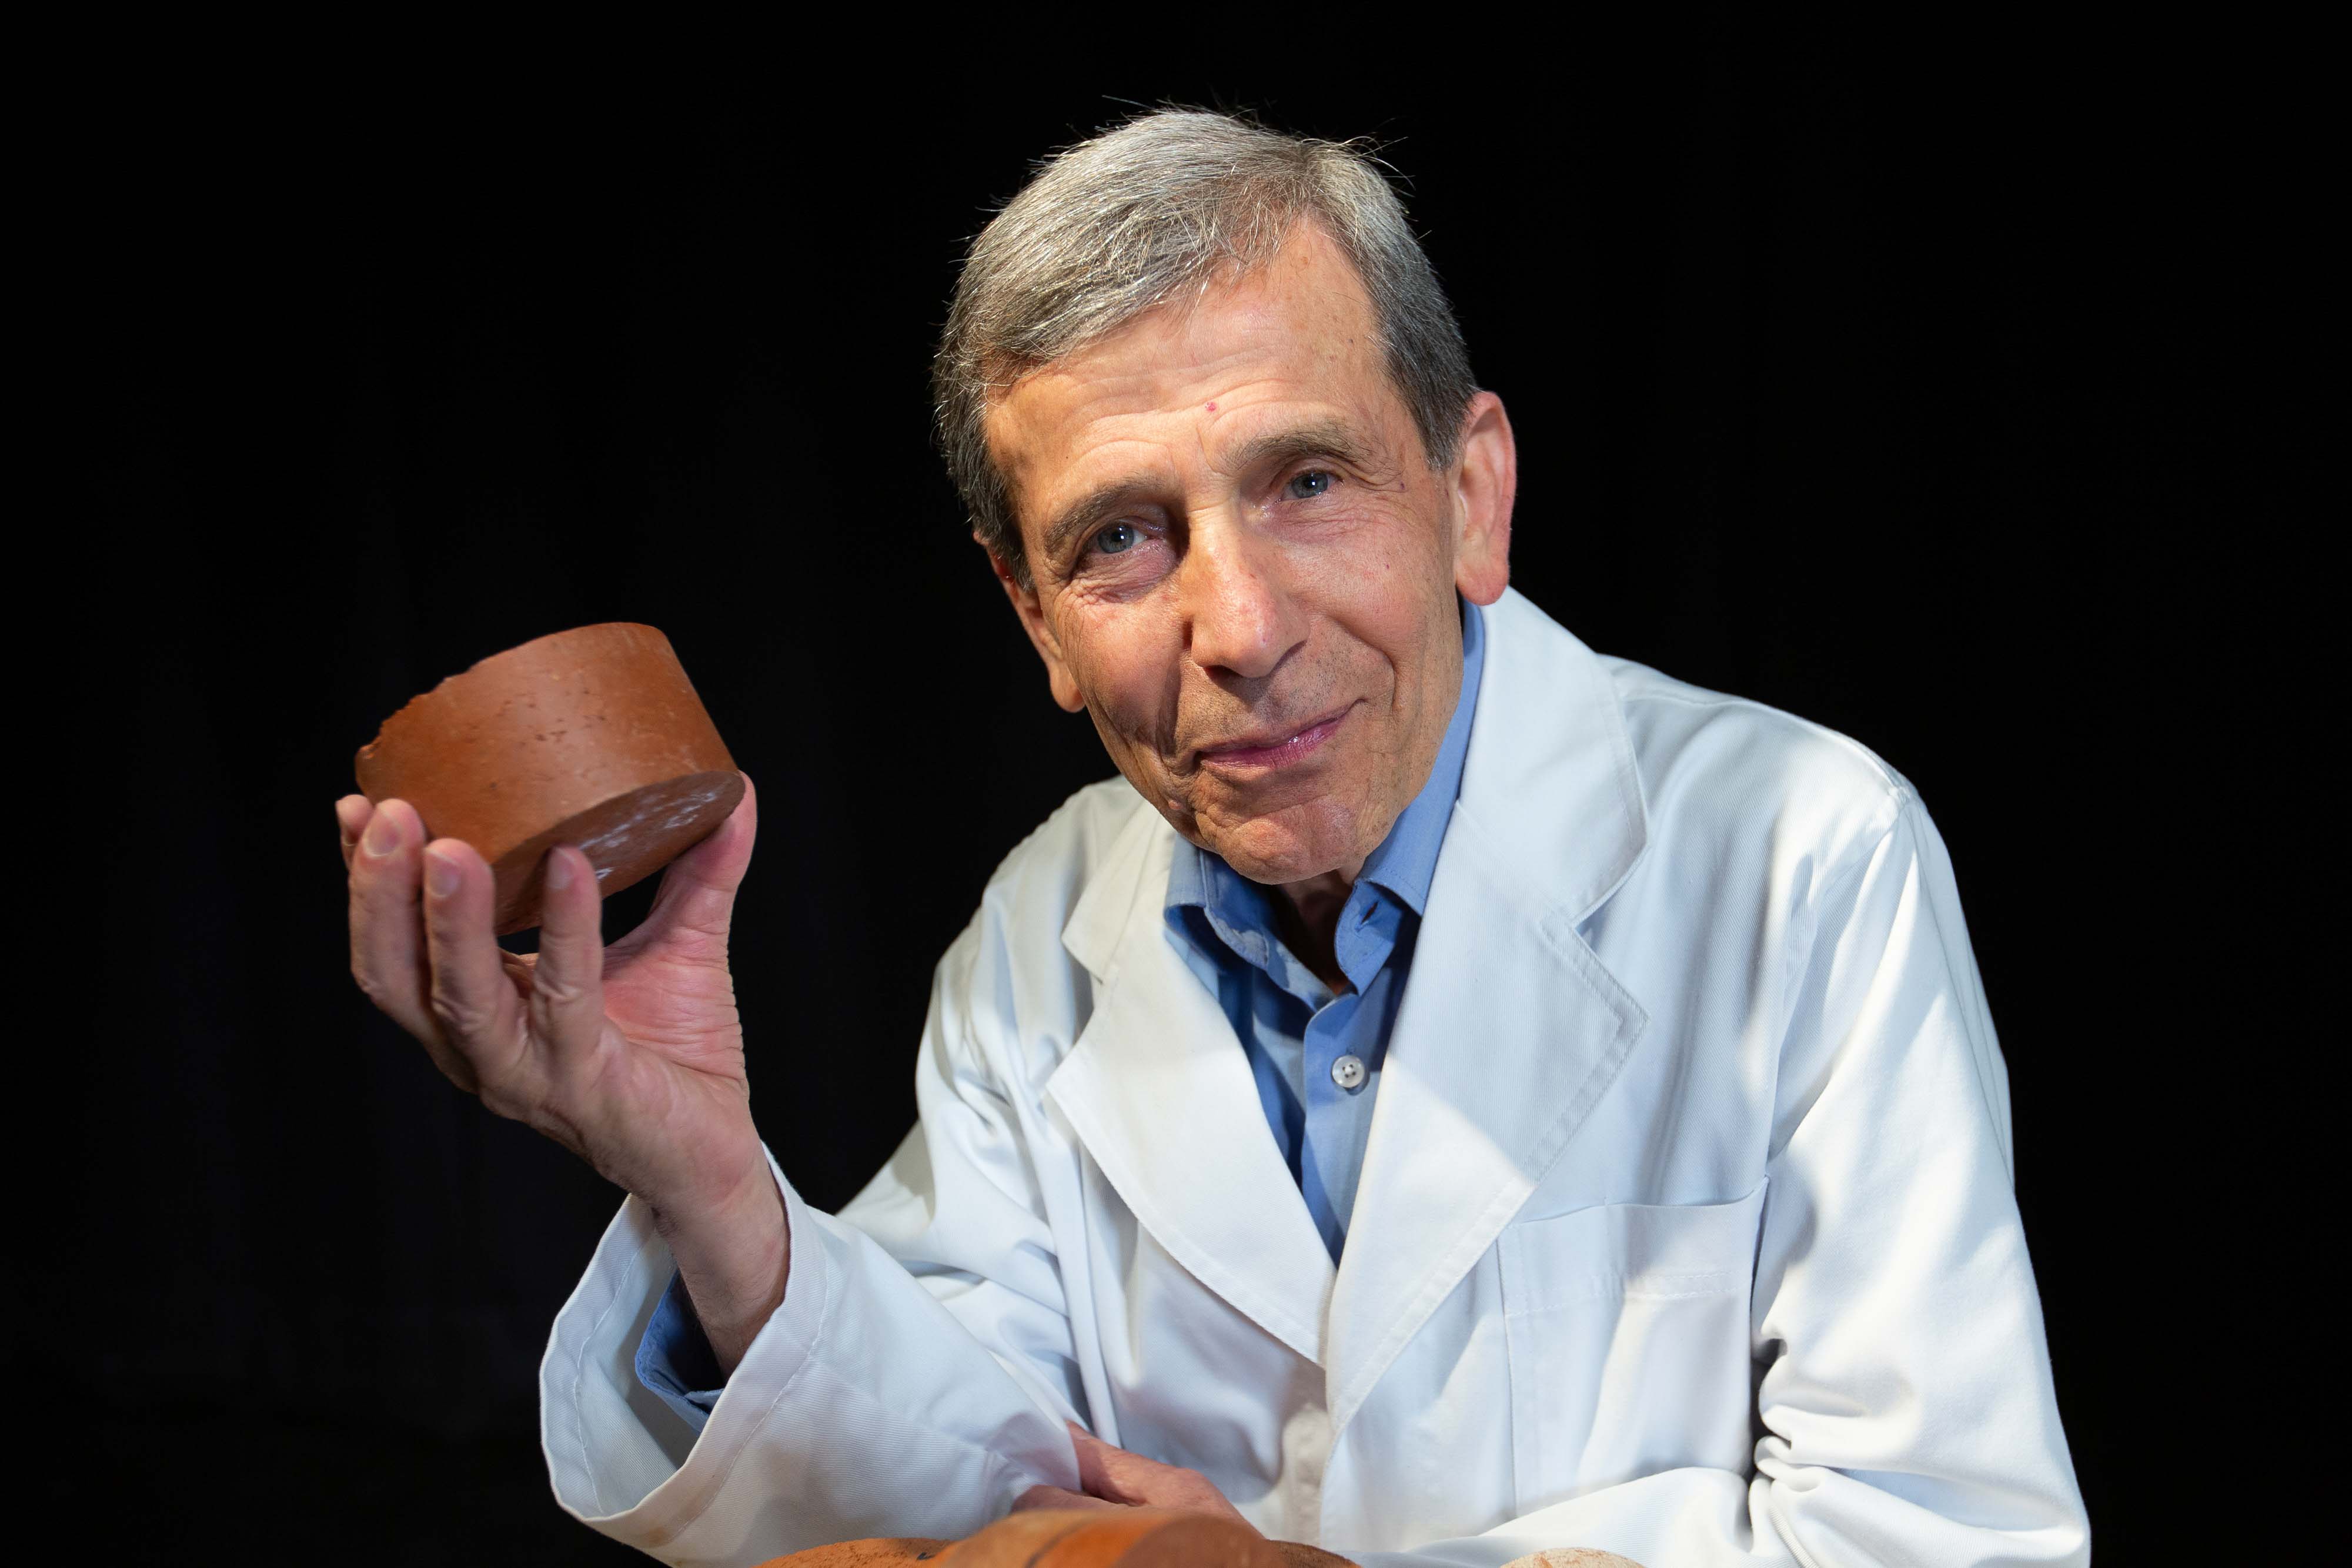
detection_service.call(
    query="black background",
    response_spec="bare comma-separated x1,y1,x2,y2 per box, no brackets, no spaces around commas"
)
61,21,2316,1565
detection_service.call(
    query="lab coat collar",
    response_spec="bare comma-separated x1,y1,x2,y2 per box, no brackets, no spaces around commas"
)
1446,584,1651,923
1051,809,1340,1363
1048,587,1651,1389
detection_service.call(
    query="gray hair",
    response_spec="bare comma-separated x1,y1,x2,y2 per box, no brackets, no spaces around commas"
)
933,108,1478,587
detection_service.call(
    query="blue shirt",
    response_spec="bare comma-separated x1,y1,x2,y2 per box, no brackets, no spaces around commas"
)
637,598,1486,1432
1160,594,1484,1263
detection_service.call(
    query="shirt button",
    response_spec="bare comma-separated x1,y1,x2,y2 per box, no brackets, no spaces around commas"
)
1331,1054,1367,1091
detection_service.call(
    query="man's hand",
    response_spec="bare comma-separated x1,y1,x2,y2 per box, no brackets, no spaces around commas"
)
1013,1423,1254,1524
339,773,786,1373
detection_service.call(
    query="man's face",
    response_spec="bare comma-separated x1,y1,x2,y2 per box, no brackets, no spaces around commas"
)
984,223,1514,888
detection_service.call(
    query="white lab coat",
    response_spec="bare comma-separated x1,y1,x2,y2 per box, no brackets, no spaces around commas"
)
539,587,2089,1567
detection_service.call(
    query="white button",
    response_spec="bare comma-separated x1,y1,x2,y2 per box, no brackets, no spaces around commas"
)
1331,1054,1367,1090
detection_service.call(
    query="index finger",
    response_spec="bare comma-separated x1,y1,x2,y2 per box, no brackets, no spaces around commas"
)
347,798,467,1083
337,795,372,870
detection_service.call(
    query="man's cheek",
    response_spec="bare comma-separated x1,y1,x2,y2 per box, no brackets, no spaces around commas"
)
1083,683,1155,770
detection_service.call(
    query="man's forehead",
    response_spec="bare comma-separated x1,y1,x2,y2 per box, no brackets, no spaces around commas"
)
983,228,1399,529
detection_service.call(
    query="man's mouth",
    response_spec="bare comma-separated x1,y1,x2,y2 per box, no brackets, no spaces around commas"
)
1195,706,1352,771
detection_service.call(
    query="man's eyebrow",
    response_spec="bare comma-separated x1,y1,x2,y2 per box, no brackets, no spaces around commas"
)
1038,419,1380,569
1220,418,1378,481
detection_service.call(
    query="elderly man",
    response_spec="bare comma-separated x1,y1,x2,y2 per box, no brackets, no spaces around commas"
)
340,111,2088,1566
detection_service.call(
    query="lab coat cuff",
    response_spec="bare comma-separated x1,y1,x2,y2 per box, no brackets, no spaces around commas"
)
760,1142,835,1376
540,1146,834,1531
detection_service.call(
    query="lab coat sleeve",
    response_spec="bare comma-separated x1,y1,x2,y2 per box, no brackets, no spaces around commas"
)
1344,792,2090,1568
537,916,1083,1567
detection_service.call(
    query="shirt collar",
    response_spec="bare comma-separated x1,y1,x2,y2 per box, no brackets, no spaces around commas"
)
1165,593,1486,922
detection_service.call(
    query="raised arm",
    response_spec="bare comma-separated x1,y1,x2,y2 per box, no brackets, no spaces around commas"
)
340,777,786,1372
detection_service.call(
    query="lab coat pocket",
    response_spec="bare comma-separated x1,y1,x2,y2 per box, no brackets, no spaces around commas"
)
1498,1178,1767,1512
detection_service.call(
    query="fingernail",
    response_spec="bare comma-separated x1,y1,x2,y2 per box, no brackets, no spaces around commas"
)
363,810,400,857
425,848,460,898
546,847,574,891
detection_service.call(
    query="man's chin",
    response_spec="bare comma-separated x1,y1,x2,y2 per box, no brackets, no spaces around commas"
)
1186,808,1362,888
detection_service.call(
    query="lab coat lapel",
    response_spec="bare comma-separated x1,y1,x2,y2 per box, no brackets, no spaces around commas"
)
1047,808,1338,1365
1325,588,1654,1436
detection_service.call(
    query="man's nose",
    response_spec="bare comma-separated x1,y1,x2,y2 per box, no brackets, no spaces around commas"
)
1177,518,1304,683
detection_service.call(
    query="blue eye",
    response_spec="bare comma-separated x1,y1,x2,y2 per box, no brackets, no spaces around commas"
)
1093,522,1140,555
1287,470,1335,500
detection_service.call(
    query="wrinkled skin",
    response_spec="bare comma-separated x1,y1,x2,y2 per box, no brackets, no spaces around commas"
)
984,220,1515,977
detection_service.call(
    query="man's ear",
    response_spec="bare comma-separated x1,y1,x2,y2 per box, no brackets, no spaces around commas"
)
984,539,1088,713
1448,390,1516,606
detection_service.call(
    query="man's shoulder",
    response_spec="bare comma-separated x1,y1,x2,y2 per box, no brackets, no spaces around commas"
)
1606,655,1912,798
1596,651,1918,867
1484,590,1917,867
973,774,1158,925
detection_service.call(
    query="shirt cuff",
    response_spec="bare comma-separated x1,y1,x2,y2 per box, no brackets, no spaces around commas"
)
632,1266,727,1435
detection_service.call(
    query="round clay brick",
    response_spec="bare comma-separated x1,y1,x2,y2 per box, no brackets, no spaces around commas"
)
753,1510,1314,1568
941,1509,1284,1568
355,623,743,934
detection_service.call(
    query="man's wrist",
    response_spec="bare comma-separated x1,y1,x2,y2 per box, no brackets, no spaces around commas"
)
650,1162,790,1379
